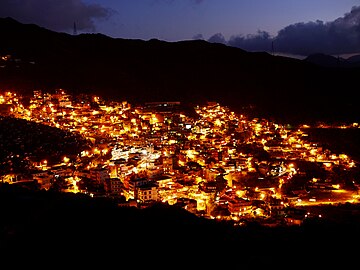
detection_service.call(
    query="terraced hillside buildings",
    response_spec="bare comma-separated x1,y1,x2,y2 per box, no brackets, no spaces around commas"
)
0,89,359,226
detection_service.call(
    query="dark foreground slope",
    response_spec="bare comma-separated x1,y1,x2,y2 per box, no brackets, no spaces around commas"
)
1,183,360,265
1,17,359,124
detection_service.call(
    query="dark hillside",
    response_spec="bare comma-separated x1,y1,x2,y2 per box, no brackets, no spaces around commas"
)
1,183,360,265
0,17,359,124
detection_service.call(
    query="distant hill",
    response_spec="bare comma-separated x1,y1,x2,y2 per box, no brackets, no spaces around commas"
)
347,54,360,64
0,17,359,124
304,53,360,68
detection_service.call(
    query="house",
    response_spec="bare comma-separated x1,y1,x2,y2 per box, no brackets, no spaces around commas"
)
128,177,150,199
137,182,158,203
104,177,124,197
89,167,109,184
151,174,173,188
284,207,307,226
31,170,54,190
227,197,252,216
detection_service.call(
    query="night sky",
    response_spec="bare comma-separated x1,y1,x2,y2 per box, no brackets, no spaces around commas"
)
1,0,360,57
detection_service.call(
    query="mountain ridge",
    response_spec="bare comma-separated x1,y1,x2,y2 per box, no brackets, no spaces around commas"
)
0,17,359,124
304,53,360,68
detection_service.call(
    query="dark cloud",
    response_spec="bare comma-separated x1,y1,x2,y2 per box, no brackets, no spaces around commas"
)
207,33,226,44
228,31,273,52
218,5,360,56
192,33,204,40
0,0,114,32
273,20,330,55
274,6,360,56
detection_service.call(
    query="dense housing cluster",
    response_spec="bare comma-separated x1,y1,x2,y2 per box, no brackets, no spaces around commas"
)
0,89,359,226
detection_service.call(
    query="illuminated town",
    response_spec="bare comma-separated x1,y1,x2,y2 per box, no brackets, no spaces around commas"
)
1,89,359,227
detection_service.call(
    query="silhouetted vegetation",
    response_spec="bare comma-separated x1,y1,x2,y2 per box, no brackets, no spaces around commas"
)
0,116,91,175
1,182,360,261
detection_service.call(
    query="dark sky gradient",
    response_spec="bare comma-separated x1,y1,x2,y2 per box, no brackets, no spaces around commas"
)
1,0,360,57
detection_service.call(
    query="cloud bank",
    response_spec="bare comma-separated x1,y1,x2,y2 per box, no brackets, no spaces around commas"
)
204,6,360,57
1,1,359,56
0,0,114,32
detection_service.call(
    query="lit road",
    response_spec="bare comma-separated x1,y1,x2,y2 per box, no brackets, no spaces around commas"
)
293,189,359,206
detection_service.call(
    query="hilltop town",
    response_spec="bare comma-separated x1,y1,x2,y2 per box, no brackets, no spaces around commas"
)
1,89,359,227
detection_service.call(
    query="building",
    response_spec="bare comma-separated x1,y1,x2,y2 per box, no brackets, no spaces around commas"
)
137,182,158,202
104,177,124,197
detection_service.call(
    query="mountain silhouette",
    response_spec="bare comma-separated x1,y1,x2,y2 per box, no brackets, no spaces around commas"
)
304,53,360,68
0,17,359,124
